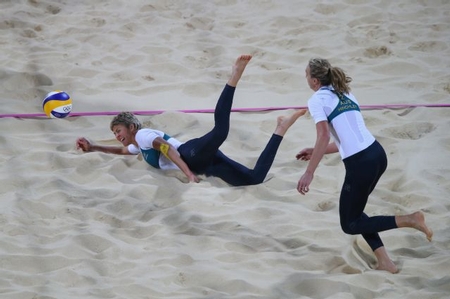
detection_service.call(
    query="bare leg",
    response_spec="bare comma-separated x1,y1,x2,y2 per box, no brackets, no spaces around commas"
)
396,211,433,241
274,109,307,136
227,55,252,87
374,246,398,274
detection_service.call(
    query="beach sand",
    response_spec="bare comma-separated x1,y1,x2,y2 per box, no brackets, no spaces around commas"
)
0,1,449,298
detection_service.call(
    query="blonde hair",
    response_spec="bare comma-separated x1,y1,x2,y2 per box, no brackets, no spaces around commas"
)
110,112,142,131
308,58,352,95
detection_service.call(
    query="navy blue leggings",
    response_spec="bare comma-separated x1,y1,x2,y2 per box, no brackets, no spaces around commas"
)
340,140,397,251
177,84,283,186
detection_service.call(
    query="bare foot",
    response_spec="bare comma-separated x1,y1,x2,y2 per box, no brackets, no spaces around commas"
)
412,211,433,241
396,211,433,241
376,259,399,274
374,246,399,274
274,109,307,136
227,54,252,87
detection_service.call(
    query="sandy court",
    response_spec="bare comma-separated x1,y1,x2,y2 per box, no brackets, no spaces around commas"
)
0,1,449,298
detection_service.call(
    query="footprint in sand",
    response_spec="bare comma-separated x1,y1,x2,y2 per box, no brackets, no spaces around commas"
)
380,122,435,140
185,17,214,31
442,83,450,94
363,45,392,58
351,237,378,270
408,41,448,52
28,0,61,14
0,70,53,90
280,238,308,250
313,3,341,15
316,200,336,212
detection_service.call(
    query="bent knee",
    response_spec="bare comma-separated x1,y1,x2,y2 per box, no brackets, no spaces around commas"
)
235,176,265,187
211,128,229,142
249,176,266,186
340,221,358,235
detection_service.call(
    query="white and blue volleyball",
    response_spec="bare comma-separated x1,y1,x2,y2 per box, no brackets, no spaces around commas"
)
42,90,72,118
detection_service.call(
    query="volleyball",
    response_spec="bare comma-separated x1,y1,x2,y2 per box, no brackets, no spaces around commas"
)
42,90,72,118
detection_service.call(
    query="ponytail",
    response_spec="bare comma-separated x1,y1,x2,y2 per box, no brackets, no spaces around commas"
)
308,58,352,95
329,66,352,95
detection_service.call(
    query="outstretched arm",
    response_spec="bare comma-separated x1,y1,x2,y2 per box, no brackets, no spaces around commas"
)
76,137,132,155
152,137,200,183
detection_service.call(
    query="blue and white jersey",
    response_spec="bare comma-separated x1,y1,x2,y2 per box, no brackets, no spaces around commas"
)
128,128,182,170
